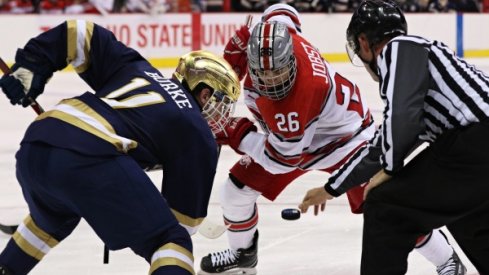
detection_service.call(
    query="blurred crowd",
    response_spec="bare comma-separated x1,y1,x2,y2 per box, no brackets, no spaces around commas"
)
231,0,485,12
0,0,487,14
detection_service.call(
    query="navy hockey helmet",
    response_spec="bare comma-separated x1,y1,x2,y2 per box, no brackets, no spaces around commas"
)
346,0,407,64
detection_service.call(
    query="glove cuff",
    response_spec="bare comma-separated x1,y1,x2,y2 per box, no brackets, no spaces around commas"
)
14,49,53,78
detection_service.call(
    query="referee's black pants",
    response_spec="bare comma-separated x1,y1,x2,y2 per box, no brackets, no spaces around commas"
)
361,122,489,275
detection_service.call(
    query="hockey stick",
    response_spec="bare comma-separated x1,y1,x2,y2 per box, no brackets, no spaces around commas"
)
0,57,43,236
197,15,255,240
0,223,18,235
0,57,45,115
196,145,229,239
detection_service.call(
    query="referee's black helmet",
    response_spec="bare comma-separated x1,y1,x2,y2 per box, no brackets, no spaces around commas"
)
346,0,407,55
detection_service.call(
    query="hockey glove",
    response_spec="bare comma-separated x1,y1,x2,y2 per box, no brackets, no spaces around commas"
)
215,117,257,155
0,49,52,107
223,25,251,80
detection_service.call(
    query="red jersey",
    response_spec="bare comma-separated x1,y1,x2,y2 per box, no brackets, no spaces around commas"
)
239,32,375,174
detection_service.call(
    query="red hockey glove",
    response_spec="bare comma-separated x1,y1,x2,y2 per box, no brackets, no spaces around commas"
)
215,117,257,155
223,25,250,80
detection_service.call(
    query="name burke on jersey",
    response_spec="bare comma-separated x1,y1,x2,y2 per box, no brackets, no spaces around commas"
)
145,71,193,109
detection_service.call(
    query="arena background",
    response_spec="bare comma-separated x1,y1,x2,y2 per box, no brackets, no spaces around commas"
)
0,12,488,275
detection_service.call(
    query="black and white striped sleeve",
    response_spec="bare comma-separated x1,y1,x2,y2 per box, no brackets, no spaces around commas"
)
325,129,383,196
377,39,429,174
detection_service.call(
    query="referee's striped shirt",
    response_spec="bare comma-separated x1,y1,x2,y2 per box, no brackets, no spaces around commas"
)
325,35,489,196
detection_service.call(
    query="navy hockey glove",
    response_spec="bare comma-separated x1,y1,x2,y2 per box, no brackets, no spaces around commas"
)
215,117,257,155
0,49,52,107
0,74,24,106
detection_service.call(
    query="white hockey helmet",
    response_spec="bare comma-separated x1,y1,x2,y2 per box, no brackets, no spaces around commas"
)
247,21,297,101
262,3,302,33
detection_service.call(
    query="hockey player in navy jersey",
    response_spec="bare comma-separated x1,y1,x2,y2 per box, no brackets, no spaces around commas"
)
0,20,240,275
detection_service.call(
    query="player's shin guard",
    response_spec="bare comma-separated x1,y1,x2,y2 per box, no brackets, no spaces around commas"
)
0,215,59,275
149,242,194,275
131,224,194,275
415,230,466,275
220,177,260,250
198,177,260,274
224,205,259,251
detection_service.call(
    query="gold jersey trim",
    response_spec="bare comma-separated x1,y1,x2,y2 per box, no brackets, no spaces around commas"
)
12,215,59,260
149,242,194,274
36,98,138,153
171,209,204,228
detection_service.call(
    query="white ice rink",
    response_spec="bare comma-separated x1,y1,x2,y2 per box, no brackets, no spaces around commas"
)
1,59,488,275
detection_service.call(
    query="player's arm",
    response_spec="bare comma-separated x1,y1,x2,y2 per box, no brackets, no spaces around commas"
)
324,130,383,196
241,125,314,173
159,114,219,236
1,20,145,100
241,95,325,174
215,114,303,175
378,39,429,174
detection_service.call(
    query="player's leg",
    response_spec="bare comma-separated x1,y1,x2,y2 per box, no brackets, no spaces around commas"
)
446,199,489,274
61,152,194,274
131,224,194,275
2,143,193,274
415,230,466,275
0,143,81,274
341,171,464,274
427,122,489,275
325,141,464,275
361,124,489,275
340,178,464,275
199,155,306,274
361,156,467,274
199,177,260,274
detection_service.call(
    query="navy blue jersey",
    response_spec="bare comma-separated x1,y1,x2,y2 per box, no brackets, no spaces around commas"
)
20,20,218,233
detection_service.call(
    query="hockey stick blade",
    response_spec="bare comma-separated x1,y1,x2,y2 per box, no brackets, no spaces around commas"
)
198,219,229,239
0,223,18,235
197,147,229,239
0,57,45,115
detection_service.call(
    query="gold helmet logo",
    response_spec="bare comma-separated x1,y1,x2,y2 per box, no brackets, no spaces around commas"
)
173,50,241,134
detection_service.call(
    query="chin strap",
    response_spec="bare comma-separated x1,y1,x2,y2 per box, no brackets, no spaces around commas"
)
358,45,380,82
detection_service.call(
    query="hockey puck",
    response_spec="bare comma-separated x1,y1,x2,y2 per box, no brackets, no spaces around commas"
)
281,208,301,220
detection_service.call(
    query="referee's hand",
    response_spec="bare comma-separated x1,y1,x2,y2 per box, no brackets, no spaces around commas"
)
299,186,334,215
364,169,392,200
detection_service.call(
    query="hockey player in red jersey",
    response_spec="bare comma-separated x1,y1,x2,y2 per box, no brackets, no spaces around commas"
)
199,4,465,275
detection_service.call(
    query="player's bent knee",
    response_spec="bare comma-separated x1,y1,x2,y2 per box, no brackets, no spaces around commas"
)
220,177,259,208
130,224,193,274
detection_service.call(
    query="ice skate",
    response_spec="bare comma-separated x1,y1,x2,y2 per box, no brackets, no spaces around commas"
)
436,251,467,275
199,231,258,274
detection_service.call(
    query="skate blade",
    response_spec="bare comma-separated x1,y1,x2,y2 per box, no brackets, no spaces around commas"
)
197,267,257,275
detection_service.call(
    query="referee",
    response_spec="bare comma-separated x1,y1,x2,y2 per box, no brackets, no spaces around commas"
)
299,0,489,274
